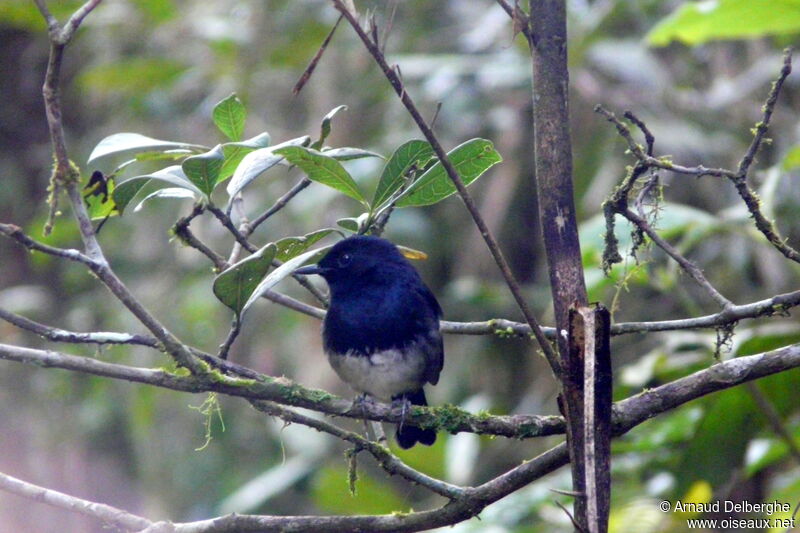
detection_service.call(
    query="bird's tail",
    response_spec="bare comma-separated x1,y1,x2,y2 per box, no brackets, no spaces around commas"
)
395,389,436,449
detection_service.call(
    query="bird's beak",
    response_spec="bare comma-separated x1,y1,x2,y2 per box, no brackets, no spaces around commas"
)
295,264,322,276
398,245,428,260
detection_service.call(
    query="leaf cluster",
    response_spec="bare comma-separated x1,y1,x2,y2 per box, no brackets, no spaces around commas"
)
85,93,502,322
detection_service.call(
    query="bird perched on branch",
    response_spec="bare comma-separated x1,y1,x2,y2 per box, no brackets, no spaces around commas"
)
295,235,443,448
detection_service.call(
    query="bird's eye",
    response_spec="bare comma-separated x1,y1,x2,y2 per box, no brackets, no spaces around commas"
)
337,253,352,267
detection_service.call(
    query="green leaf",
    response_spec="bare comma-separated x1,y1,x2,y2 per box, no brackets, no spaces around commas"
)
336,217,361,233
312,105,347,149
321,147,384,161
373,140,435,208
273,229,336,261
647,0,800,47
395,139,501,207
182,144,225,197
226,136,310,199
88,133,207,173
113,165,202,214
274,146,367,206
134,149,194,163
219,132,272,185
213,244,278,315
112,179,151,215
241,246,332,318
133,187,197,213
213,93,247,142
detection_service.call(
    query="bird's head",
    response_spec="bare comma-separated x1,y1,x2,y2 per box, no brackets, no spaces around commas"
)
295,235,409,286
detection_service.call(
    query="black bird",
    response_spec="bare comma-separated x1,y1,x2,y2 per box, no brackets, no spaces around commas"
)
295,235,443,448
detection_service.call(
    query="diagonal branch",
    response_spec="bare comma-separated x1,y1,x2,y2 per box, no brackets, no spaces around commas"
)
731,49,800,265
29,0,204,375
0,470,152,532
330,0,560,378
622,207,733,309
0,307,158,348
597,50,800,271
246,177,312,236
1,221,203,373
0,342,564,439
251,400,465,499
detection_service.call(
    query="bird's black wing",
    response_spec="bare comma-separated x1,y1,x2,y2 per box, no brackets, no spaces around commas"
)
415,283,444,386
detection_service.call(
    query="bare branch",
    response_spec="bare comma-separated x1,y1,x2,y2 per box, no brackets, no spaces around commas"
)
737,48,792,179
251,401,465,499
0,307,158,348
217,318,241,360
621,208,733,309
293,15,343,96
173,204,228,271
597,51,800,271
246,178,312,235
613,343,800,436
0,342,563,439
59,0,103,44
4,337,800,442
207,203,258,253
0,223,94,266
1,222,203,373
0,470,152,532
495,0,533,43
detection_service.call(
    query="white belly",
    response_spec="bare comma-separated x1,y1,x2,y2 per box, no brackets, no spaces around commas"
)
327,348,426,401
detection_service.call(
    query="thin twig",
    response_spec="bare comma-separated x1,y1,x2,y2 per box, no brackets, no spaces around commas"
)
0,470,152,532
227,193,250,264
293,14,343,96
495,0,532,43
207,203,258,253
745,382,800,465
597,51,800,267
217,318,241,360
0,308,158,348
207,202,328,305
622,110,654,156
251,400,464,499
595,106,734,309
173,204,228,270
731,49,800,265
1,223,203,373
0,223,94,266
622,208,733,309
246,177,312,236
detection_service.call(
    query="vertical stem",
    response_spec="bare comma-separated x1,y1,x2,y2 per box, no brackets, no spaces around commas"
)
582,305,612,533
529,0,588,339
529,0,591,529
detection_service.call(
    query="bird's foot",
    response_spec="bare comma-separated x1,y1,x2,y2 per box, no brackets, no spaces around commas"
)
351,393,377,416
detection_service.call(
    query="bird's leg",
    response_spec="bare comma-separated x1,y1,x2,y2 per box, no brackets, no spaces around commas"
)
370,420,387,444
391,394,413,434
352,393,386,443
